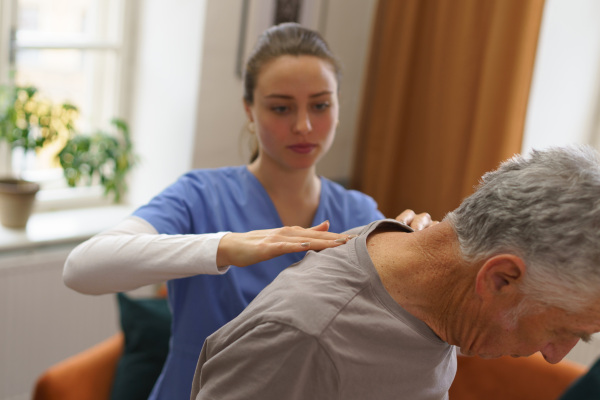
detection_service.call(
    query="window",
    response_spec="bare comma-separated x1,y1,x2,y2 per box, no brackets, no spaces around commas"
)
0,0,134,209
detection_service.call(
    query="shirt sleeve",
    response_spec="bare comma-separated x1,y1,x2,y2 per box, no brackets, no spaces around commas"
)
192,322,340,400
63,216,230,295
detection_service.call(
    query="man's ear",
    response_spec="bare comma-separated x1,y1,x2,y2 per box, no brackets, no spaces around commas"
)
475,255,526,298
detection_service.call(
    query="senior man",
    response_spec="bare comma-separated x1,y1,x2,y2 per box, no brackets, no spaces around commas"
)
190,146,600,400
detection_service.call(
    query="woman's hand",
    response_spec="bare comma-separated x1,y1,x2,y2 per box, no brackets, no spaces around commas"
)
395,209,438,231
216,221,355,267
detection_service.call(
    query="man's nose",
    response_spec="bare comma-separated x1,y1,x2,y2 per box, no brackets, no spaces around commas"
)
540,338,579,364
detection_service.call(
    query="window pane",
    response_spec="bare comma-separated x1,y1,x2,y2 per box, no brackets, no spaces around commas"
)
14,48,118,177
17,0,99,41
15,48,118,130
10,0,125,193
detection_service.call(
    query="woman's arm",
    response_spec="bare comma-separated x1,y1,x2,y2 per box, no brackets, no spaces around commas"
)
64,217,351,295
63,216,228,294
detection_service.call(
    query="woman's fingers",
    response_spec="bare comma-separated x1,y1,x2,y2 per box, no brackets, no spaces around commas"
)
265,225,354,251
395,209,416,225
395,209,437,231
282,232,357,251
216,223,355,268
409,212,433,231
308,220,330,231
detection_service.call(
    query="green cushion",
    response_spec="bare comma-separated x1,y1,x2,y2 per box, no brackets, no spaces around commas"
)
559,358,600,400
110,292,172,400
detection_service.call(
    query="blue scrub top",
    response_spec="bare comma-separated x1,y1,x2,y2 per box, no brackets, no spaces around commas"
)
133,166,384,400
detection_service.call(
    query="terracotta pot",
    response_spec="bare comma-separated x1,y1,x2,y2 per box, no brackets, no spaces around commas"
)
0,178,40,229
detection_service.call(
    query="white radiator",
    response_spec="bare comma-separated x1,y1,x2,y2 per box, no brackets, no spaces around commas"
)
0,244,119,400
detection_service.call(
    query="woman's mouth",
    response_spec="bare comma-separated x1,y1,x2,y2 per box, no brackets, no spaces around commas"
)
288,143,317,154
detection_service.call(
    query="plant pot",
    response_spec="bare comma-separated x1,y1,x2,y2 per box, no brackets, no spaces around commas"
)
0,178,40,229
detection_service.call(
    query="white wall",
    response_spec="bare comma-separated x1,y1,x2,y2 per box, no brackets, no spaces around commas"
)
190,0,248,170
128,0,208,207
522,0,600,153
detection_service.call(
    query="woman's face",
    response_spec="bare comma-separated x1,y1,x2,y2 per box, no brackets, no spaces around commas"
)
245,55,339,172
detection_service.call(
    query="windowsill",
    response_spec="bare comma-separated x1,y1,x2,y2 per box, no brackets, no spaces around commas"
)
33,185,115,213
0,204,134,253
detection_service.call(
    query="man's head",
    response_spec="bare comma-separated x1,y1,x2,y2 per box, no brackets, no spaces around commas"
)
445,145,600,362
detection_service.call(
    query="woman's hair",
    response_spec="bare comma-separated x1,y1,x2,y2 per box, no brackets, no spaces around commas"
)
445,145,600,313
243,23,342,162
243,22,342,104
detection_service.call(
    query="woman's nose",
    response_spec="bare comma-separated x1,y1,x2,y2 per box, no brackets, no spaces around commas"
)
293,110,312,134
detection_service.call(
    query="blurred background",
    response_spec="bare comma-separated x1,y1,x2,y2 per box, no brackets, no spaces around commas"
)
1,0,599,399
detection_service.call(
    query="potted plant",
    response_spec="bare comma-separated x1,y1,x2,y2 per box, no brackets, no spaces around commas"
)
0,85,77,228
0,85,136,228
58,117,135,203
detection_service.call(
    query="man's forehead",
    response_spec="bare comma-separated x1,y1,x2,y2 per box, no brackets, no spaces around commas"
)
560,303,600,335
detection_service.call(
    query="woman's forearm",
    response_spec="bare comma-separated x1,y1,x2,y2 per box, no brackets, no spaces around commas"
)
63,216,229,295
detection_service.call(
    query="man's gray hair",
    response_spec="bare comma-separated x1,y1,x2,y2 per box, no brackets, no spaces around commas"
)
445,145,600,311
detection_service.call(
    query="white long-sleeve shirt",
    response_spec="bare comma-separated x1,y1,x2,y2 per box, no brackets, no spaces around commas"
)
63,216,229,295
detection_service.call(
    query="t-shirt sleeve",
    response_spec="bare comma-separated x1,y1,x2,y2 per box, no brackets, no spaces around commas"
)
133,173,199,234
193,322,340,400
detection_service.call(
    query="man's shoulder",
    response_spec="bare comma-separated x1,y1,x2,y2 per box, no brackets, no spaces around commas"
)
242,250,369,336
344,218,412,236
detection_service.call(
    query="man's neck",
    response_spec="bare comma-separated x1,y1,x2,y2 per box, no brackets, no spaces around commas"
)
367,221,475,344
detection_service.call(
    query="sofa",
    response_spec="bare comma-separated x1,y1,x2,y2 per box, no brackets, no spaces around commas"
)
33,332,587,400
449,353,586,399
33,292,171,400
33,333,124,400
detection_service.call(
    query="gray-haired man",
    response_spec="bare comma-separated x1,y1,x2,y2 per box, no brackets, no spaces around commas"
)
191,146,600,400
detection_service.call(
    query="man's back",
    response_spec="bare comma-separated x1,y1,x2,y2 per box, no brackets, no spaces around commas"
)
192,220,456,400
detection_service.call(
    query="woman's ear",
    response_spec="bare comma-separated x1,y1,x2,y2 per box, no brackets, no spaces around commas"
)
243,100,253,122
475,254,526,299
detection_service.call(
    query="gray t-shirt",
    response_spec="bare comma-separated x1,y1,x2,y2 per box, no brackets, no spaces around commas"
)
191,219,456,400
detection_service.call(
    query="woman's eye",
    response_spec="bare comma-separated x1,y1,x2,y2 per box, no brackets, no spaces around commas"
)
271,106,289,114
313,102,330,111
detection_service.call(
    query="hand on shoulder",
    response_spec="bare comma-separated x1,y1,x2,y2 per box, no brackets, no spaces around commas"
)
217,221,356,267
395,209,438,231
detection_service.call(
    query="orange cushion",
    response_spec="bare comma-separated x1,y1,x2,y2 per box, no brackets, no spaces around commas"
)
32,333,124,400
449,354,587,400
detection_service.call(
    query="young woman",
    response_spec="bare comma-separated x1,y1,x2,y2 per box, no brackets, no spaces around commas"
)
64,23,431,399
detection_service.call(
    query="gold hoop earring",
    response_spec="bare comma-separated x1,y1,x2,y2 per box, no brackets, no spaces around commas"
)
248,121,255,133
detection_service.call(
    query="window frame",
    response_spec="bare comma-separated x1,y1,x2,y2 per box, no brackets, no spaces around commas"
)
0,0,137,210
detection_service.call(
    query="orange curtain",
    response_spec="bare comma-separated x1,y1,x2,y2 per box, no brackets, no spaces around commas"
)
352,0,545,220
